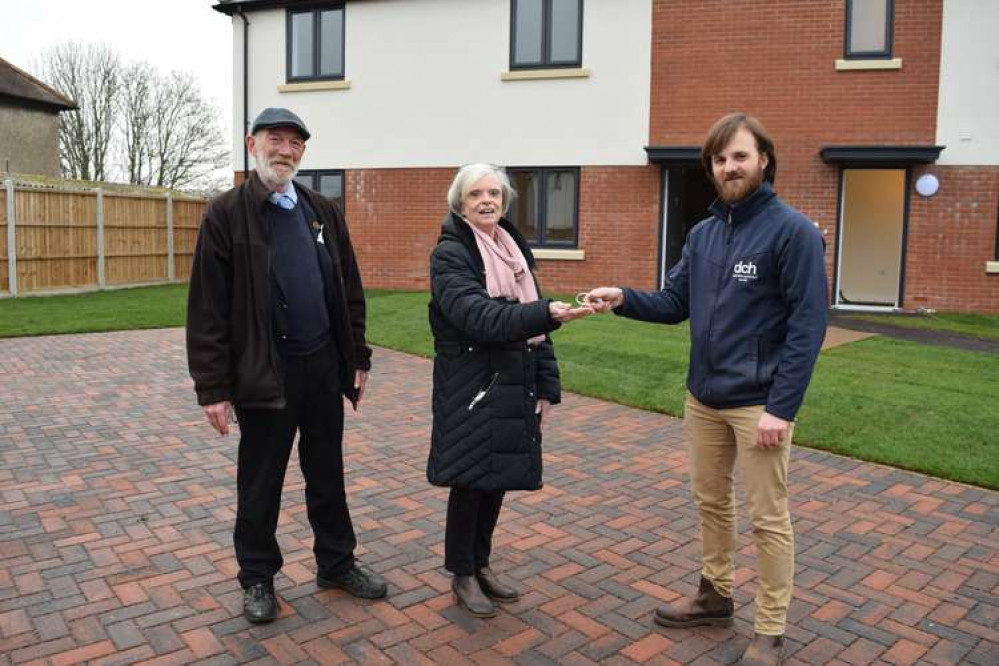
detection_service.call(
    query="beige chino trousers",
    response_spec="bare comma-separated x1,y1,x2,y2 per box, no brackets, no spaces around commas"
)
684,392,795,636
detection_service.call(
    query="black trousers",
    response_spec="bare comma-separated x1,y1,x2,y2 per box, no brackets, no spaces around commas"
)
444,487,505,575
233,344,356,589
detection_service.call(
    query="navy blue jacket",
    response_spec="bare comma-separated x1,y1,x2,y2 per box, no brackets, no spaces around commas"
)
620,182,827,421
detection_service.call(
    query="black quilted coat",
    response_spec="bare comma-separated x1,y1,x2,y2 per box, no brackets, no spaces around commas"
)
427,213,561,491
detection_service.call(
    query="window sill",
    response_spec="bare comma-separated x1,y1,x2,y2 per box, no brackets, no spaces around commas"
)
533,248,585,261
986,261,999,274
278,80,352,93
501,68,590,82
835,58,902,71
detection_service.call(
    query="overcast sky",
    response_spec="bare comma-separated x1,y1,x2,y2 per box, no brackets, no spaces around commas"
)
0,0,233,138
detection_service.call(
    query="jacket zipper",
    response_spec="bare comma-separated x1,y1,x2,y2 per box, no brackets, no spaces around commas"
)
701,210,736,398
468,372,500,411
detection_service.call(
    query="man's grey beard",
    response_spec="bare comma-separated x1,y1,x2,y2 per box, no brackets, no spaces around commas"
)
254,157,299,188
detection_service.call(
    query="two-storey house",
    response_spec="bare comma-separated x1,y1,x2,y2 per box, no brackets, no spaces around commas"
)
213,0,998,314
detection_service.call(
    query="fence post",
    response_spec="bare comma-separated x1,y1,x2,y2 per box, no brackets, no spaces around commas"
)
166,193,175,282
5,178,15,297
96,188,106,289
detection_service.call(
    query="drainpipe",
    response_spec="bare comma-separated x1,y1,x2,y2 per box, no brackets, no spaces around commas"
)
239,7,250,180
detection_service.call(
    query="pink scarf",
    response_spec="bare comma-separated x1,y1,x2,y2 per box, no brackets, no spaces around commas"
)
465,220,545,346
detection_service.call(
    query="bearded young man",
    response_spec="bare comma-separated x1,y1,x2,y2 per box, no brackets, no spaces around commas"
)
186,108,386,624
584,113,827,666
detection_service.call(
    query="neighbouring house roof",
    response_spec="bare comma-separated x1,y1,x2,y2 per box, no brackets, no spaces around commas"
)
0,56,77,111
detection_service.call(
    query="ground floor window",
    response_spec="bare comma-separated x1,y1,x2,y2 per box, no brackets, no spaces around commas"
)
506,167,579,247
295,169,345,211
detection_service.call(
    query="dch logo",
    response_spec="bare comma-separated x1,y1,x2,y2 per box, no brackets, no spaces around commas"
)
732,260,758,281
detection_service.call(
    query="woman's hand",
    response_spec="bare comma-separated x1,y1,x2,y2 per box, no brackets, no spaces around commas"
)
549,300,593,322
536,398,552,427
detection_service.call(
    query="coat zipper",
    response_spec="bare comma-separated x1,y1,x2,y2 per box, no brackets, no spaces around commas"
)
468,372,500,411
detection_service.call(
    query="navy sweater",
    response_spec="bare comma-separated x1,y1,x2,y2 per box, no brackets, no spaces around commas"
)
267,199,331,355
620,183,827,421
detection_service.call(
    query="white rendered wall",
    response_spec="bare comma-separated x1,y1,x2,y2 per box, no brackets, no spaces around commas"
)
935,0,999,166
230,0,652,171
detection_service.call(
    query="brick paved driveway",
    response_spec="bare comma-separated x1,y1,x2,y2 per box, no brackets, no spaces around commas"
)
1,329,996,665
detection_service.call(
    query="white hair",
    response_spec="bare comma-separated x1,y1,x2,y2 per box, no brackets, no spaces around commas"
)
447,163,516,216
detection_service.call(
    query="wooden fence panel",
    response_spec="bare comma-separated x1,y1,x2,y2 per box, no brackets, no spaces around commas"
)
0,181,207,296
173,199,204,281
15,189,98,293
103,194,168,285
1,187,8,293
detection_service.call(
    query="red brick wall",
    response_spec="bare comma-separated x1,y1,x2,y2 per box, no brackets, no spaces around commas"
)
534,166,661,293
905,166,999,313
344,167,455,290
342,166,661,294
650,0,946,305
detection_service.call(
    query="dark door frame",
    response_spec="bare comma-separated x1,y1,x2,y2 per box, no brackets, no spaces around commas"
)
820,144,943,310
645,146,704,289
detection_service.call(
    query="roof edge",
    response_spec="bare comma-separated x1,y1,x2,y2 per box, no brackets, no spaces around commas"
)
644,146,702,165
213,1,341,16
820,145,945,165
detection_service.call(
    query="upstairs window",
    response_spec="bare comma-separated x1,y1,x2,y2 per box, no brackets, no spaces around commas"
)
511,0,583,69
295,169,345,211
288,5,345,81
845,0,894,59
506,167,579,247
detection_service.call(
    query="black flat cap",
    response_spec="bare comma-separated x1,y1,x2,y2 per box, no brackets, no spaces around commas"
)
250,107,311,140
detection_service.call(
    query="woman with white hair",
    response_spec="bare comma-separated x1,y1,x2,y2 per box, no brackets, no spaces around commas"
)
427,163,584,617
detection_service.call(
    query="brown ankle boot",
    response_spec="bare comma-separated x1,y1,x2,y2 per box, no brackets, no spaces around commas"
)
476,567,520,602
738,633,784,665
653,576,734,628
452,575,496,618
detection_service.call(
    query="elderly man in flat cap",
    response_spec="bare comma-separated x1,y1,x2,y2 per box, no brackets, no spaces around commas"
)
187,107,385,623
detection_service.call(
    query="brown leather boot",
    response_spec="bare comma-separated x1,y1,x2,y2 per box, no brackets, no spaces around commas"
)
476,567,520,602
452,575,497,618
653,576,734,627
737,633,784,665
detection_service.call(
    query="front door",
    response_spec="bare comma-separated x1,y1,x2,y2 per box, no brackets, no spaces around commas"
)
660,166,716,287
835,169,907,308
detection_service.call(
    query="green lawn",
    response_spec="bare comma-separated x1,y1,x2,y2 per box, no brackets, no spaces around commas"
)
0,284,188,338
842,312,999,341
367,290,999,490
3,285,997,489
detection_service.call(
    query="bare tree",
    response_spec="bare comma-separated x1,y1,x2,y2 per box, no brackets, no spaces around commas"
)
36,43,229,191
144,71,229,190
119,62,155,186
38,43,120,181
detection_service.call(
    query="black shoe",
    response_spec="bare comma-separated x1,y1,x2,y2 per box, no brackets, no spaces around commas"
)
317,564,387,599
476,567,520,602
243,582,278,624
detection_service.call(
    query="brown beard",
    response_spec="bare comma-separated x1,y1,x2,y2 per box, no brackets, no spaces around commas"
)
714,167,765,204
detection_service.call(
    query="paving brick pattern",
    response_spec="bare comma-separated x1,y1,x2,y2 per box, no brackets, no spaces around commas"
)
1,329,996,665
